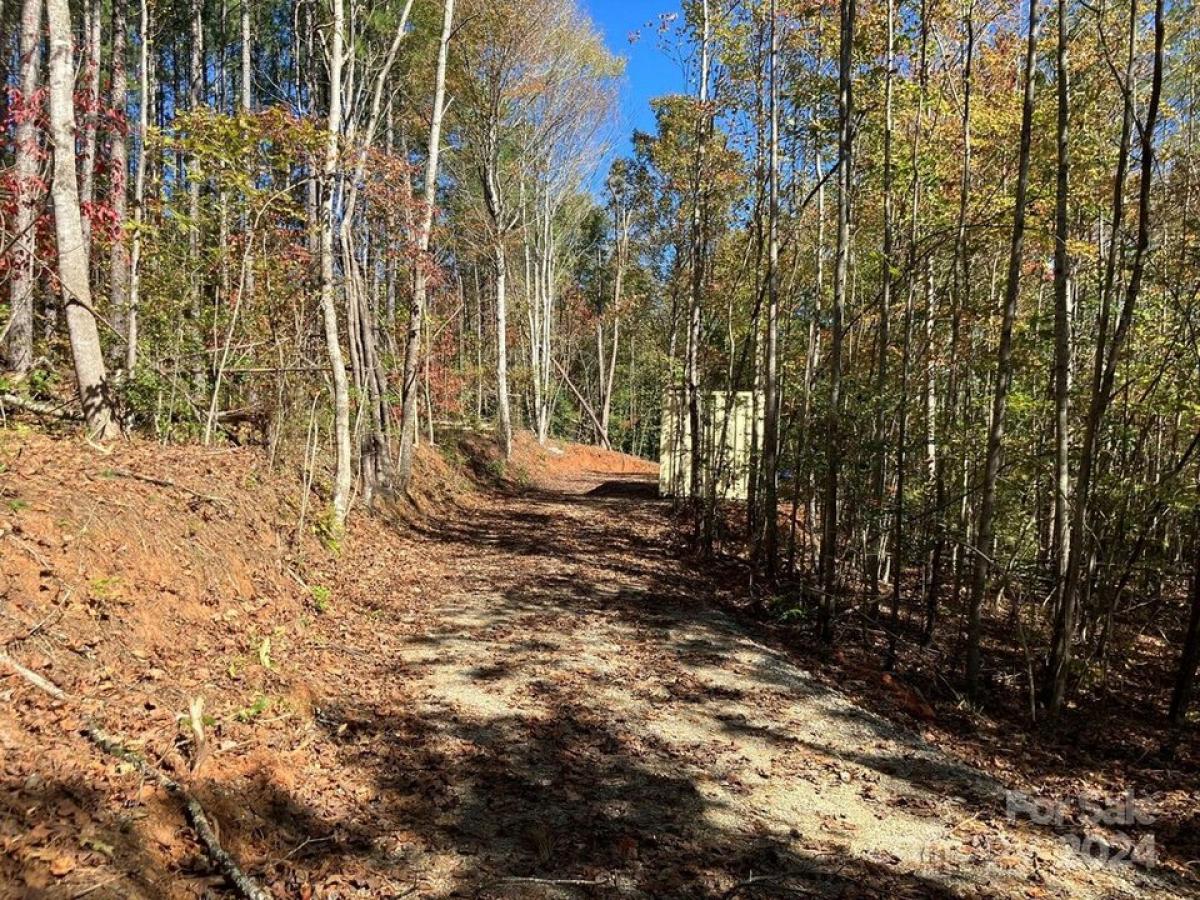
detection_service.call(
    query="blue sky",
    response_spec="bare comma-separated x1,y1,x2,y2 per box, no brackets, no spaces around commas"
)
583,0,685,155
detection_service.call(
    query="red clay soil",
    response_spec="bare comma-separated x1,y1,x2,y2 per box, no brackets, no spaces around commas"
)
509,435,657,481
448,430,657,491
0,429,653,898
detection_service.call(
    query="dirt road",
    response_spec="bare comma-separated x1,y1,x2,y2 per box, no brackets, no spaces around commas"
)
285,468,1175,898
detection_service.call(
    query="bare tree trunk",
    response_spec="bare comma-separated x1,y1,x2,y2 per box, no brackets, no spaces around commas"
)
240,0,252,111
319,0,353,531
480,104,515,456
820,0,854,643
3,0,44,376
598,197,627,448
335,0,415,500
746,38,767,552
867,0,895,604
78,0,101,257
475,263,485,422
686,0,711,546
761,0,782,574
398,0,453,486
525,195,543,440
600,316,619,443
109,0,130,358
966,0,1041,697
188,0,203,318
301,1,319,258
45,0,119,439
126,0,149,373
532,185,558,445
795,136,826,576
1048,0,1164,715
1049,0,1072,672
1046,0,1135,715
494,235,513,456
1170,518,1200,728
926,1,974,644
887,3,927,667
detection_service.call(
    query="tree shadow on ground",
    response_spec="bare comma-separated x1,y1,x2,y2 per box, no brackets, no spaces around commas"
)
234,685,977,898
0,772,179,899
239,474,1186,897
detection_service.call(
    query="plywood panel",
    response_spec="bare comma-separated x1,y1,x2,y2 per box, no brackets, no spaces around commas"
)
659,390,762,501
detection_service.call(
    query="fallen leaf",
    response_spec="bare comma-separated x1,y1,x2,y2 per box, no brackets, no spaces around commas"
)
49,855,76,877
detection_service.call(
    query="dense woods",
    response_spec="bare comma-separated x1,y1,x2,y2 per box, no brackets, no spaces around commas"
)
2,0,1200,741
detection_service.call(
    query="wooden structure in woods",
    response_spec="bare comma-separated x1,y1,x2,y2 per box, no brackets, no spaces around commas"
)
658,389,762,501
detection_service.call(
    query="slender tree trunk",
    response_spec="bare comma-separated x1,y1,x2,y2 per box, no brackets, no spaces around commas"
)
540,199,555,442
762,0,782,574
820,0,854,643
867,0,895,605
926,1,974,644
888,5,928,666
1049,0,1073,672
476,263,485,422
494,235,513,456
525,191,545,441
796,137,826,576
108,0,130,358
889,255,915,667
319,0,353,531
1048,0,1164,715
335,0,414,499
1170,518,1200,728
240,0,252,111
966,0,1041,697
398,0,455,487
746,32,766,551
600,318,620,443
3,0,44,376
188,0,203,318
301,1,319,257
46,0,119,439
598,199,628,448
78,0,101,257
126,0,149,373
480,103,514,455
686,0,711,544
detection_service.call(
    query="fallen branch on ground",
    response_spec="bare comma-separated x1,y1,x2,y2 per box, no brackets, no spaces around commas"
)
1,651,269,900
496,875,606,887
106,468,229,511
721,875,810,898
6,604,67,646
84,725,269,900
0,650,68,700
70,874,121,898
720,861,840,899
0,392,81,421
